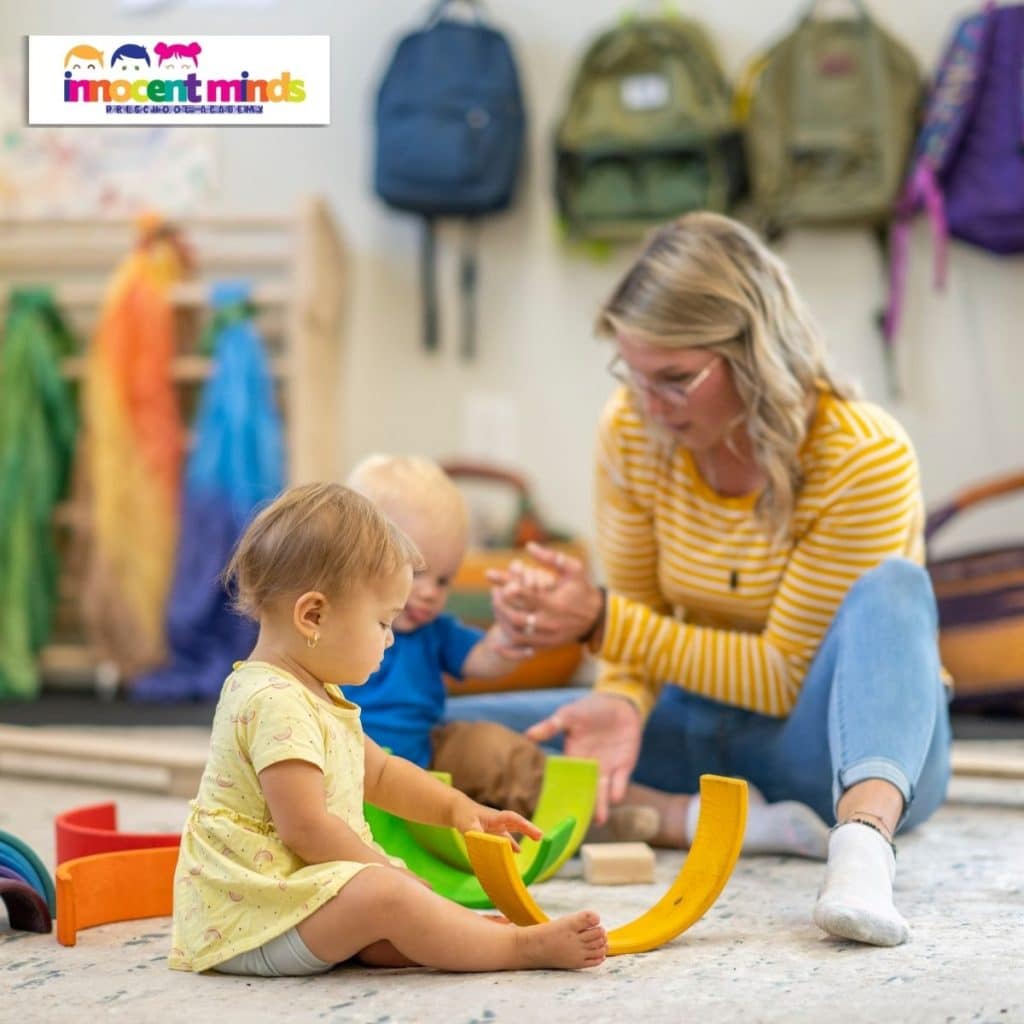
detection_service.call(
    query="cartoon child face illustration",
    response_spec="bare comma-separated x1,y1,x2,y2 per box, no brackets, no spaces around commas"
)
110,44,151,74
153,41,202,73
63,45,104,79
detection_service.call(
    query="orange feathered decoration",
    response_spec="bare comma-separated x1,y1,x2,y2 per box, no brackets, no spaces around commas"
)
83,215,189,679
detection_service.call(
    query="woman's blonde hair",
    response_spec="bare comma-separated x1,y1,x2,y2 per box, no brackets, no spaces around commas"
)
347,454,469,539
596,211,852,542
224,482,422,618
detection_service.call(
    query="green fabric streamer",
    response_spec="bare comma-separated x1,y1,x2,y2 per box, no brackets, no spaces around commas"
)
0,289,78,699
197,292,257,356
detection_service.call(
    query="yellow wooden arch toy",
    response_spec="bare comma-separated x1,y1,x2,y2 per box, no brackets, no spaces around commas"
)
464,774,748,956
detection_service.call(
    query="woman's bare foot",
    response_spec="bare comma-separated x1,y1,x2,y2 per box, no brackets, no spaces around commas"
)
515,911,607,969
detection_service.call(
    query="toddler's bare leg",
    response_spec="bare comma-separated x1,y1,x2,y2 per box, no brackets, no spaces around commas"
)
297,865,606,972
355,940,418,968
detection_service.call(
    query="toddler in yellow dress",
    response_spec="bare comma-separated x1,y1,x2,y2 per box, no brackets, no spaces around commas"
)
170,482,606,976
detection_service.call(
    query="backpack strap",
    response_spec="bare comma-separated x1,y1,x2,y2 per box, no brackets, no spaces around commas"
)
421,217,440,352
884,3,996,343
869,225,902,398
419,218,482,358
883,162,948,343
459,220,479,362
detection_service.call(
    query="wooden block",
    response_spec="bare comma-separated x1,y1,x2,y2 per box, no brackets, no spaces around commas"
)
580,842,655,885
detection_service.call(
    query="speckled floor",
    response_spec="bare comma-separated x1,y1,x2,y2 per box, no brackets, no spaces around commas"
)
1,729,1022,1024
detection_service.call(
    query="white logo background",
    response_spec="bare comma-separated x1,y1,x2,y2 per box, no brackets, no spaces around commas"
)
28,35,330,125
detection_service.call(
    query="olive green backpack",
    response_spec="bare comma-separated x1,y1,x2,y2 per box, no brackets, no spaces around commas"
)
741,0,921,234
555,14,745,242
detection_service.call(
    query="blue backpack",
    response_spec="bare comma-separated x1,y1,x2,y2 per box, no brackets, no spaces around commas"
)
374,0,526,357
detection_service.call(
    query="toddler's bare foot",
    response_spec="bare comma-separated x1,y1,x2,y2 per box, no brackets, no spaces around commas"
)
516,910,607,969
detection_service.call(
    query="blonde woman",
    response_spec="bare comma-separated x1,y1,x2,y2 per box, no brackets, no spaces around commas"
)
472,213,950,948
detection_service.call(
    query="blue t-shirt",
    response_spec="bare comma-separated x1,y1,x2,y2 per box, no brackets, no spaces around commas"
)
344,614,482,768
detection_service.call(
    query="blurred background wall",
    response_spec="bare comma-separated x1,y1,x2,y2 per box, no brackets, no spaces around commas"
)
3,0,1020,557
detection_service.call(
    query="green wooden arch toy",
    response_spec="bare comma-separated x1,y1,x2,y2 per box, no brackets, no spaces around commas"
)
363,802,575,909
405,755,598,882
363,754,599,907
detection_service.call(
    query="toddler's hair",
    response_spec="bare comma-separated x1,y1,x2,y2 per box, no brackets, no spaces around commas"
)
347,455,469,535
224,482,422,618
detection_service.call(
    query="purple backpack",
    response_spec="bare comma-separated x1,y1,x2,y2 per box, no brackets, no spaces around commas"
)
885,2,1024,341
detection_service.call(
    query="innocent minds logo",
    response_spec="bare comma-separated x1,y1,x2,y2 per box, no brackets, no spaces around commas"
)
29,36,330,125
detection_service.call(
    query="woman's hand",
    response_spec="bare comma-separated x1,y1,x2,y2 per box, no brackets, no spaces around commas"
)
487,543,604,648
526,693,643,824
451,797,543,853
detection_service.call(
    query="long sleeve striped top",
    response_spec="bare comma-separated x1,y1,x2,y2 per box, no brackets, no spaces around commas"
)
593,385,926,720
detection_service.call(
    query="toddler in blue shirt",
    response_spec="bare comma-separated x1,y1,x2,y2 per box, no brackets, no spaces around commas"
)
345,455,548,816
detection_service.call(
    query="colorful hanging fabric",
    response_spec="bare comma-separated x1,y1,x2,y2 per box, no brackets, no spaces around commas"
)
0,289,78,699
83,214,188,679
132,282,286,702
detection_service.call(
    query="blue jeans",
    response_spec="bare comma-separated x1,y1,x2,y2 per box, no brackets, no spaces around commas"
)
445,559,951,834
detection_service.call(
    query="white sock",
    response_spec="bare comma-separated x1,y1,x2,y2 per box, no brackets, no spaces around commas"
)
685,785,829,860
813,822,910,947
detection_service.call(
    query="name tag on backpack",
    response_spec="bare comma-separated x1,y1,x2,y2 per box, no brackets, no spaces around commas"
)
620,73,669,111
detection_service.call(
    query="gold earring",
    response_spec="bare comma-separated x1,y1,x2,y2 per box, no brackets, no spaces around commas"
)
307,631,320,649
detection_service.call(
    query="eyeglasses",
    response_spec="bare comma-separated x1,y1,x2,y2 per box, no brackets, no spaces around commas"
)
606,353,720,408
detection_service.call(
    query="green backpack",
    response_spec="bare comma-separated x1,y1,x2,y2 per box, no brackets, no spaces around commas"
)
555,15,745,242
741,1,921,234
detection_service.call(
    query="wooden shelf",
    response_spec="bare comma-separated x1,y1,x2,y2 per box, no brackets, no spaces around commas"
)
3,196,348,691
60,353,290,382
0,279,289,312
0,213,292,230
0,248,293,274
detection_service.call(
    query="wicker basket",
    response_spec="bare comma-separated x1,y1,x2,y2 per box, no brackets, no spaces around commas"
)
440,461,586,695
925,471,1024,709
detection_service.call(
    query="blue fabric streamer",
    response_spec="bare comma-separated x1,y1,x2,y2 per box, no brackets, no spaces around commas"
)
133,282,286,702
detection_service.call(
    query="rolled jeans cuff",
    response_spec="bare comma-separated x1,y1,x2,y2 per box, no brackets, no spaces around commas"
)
834,756,913,826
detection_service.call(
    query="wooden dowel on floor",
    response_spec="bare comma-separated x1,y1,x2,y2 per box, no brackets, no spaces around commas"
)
0,725,206,797
951,750,1024,780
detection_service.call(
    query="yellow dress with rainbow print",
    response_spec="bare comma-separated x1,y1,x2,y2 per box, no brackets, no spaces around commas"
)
170,661,382,972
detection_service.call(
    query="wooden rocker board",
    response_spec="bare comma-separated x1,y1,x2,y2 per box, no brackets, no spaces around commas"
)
0,830,56,915
55,802,182,865
0,877,52,934
406,755,599,883
464,774,748,955
364,801,575,909
56,846,179,946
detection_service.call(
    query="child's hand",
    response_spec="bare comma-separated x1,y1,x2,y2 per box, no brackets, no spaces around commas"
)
512,559,557,593
487,558,557,595
453,800,543,853
481,624,534,662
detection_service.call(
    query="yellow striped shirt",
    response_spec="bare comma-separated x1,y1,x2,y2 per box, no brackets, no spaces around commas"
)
593,386,925,719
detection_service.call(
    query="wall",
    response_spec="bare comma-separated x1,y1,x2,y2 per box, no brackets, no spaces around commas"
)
3,0,1022,559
